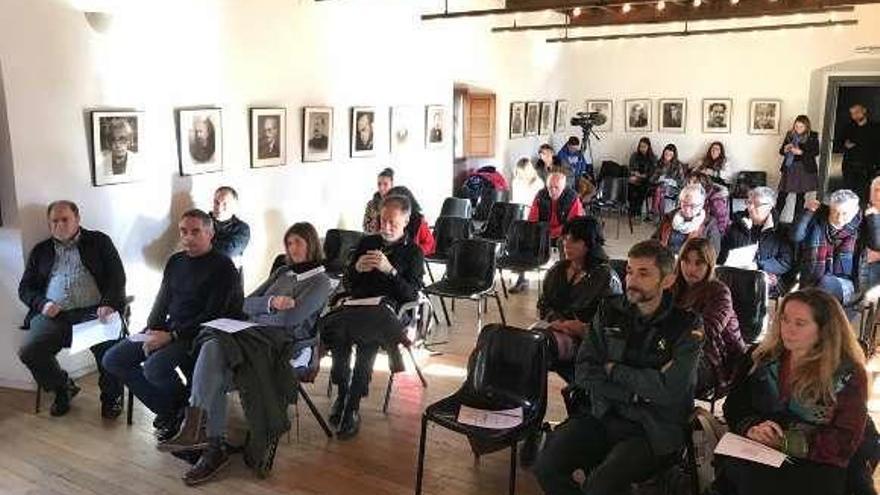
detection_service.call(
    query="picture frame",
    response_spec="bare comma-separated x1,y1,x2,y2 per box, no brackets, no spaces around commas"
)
425,105,446,149
249,107,286,168
302,107,333,162
390,105,422,154
539,101,554,135
525,102,540,136
554,100,569,133
625,99,652,132
703,98,733,134
509,102,525,138
351,106,376,158
177,108,222,176
658,99,686,133
749,99,782,135
90,110,144,186
585,100,612,132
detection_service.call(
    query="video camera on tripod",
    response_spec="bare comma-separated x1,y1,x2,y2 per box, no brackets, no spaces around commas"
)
570,111,607,131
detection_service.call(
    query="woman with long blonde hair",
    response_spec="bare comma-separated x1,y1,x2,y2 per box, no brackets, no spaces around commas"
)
715,288,868,495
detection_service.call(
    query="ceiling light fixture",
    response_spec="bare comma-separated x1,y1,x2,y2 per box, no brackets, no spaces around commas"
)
622,3,632,13
657,1,666,10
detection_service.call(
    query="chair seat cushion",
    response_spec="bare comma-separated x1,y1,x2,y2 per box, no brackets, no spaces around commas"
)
425,392,540,446
424,279,493,297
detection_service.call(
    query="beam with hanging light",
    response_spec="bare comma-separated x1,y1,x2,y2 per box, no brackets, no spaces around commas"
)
545,17,856,42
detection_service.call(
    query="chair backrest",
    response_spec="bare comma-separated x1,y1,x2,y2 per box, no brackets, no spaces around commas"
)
440,197,472,219
481,201,526,240
597,177,628,205
732,171,768,199
323,229,364,275
269,254,286,275
597,160,629,180
465,324,548,417
473,187,506,222
445,238,497,291
432,216,473,258
715,266,768,343
503,220,551,265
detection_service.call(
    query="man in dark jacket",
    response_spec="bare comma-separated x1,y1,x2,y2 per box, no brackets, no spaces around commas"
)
321,194,424,440
103,209,242,441
17,200,126,417
837,104,880,205
534,240,703,495
210,186,250,267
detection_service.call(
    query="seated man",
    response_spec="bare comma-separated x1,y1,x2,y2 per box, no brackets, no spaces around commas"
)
103,209,242,441
320,195,424,440
17,200,126,417
793,189,861,305
653,183,721,256
210,186,251,267
158,222,331,486
534,240,703,495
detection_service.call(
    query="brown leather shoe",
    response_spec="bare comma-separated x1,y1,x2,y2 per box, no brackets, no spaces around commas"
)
182,444,229,486
158,406,207,452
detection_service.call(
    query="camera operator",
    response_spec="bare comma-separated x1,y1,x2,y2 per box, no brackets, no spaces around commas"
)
557,136,593,181
534,240,704,495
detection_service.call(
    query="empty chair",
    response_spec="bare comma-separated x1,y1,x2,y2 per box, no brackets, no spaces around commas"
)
424,216,472,283
497,220,551,298
715,266,768,343
415,325,549,495
322,229,364,279
477,202,526,244
439,197,472,219
473,187,506,223
592,177,633,239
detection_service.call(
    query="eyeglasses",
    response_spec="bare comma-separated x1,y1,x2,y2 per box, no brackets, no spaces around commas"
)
748,201,773,209
680,202,703,210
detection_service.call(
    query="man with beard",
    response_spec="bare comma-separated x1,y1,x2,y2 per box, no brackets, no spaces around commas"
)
188,115,216,163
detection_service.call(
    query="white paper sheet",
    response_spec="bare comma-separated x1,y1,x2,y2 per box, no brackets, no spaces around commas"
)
343,296,384,307
69,313,122,354
202,318,258,334
723,244,759,269
128,333,149,342
457,405,523,430
714,432,788,468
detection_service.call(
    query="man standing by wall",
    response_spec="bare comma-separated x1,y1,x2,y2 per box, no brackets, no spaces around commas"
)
210,186,250,270
838,103,880,205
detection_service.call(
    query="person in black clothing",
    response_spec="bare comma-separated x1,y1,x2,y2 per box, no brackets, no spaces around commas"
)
628,137,657,219
534,240,703,495
210,186,250,266
776,115,820,220
838,104,880,205
320,195,425,440
103,209,243,442
536,143,572,187
17,200,126,418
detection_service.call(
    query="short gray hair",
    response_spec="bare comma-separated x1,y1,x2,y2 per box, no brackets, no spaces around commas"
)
380,194,412,217
828,189,859,207
679,183,706,203
748,186,777,205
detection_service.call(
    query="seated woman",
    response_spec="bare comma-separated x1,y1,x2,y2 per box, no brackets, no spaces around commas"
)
672,238,746,398
386,185,435,256
715,288,868,495
686,170,731,235
859,176,880,296
362,167,395,233
653,183,722,256
719,186,794,297
627,137,657,220
157,222,332,486
536,216,622,383
694,141,731,185
651,143,687,218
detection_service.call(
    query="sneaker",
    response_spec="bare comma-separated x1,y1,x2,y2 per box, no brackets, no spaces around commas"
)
101,396,124,419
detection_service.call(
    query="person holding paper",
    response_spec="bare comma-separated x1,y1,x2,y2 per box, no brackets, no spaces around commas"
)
719,186,794,296
158,222,331,485
715,288,868,495
321,194,424,440
671,238,745,399
653,183,722,256
17,200,126,418
534,240,704,495
103,209,242,442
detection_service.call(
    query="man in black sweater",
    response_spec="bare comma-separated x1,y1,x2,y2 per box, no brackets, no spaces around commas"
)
838,103,880,205
321,195,424,439
17,200,126,417
103,209,242,440
210,186,250,266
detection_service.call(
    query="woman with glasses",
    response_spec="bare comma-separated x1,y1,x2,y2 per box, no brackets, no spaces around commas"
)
653,183,722,256
719,186,795,296
776,115,819,221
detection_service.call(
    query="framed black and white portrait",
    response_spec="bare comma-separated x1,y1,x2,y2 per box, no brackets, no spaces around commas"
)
555,100,569,133
302,107,333,162
351,107,376,158
391,105,421,155
586,100,612,132
749,99,781,135
91,110,144,186
177,108,222,176
425,105,446,148
703,98,732,134
250,108,286,168
525,102,540,136
539,101,554,135
658,99,686,133
625,99,652,132
509,102,525,138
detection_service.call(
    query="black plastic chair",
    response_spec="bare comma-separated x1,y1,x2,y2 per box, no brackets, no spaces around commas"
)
424,216,473,283
593,177,633,239
290,336,333,439
497,221,551,298
715,266,768,344
473,187,506,223
414,325,548,495
476,202,526,244
439,197,472,219
323,229,364,279
423,239,507,332
730,171,768,214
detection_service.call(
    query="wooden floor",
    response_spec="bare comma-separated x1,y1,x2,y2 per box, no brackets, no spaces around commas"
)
1,219,878,494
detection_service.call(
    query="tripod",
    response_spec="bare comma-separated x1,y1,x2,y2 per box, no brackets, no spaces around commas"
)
579,124,600,180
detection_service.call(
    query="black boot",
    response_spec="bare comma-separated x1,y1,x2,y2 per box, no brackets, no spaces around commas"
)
182,438,229,486
155,406,185,443
336,399,361,440
101,396,123,419
329,393,346,428
50,379,80,417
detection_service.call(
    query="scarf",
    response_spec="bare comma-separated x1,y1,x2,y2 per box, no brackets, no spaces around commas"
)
672,209,707,235
784,133,802,169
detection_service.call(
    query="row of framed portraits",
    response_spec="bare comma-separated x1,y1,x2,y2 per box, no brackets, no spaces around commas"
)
509,98,782,138
89,105,447,186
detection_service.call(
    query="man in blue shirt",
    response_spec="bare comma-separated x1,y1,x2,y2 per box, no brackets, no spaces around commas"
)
557,136,593,180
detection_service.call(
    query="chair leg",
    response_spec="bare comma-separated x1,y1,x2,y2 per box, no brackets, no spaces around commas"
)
415,414,429,495
126,388,134,426
627,210,634,234
616,207,622,239
476,297,484,335
382,373,394,414
405,345,428,389
685,423,700,495
499,268,509,299
438,296,452,326
297,383,333,438
509,443,518,495
34,387,41,414
494,292,507,326
326,378,332,399
425,260,436,284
